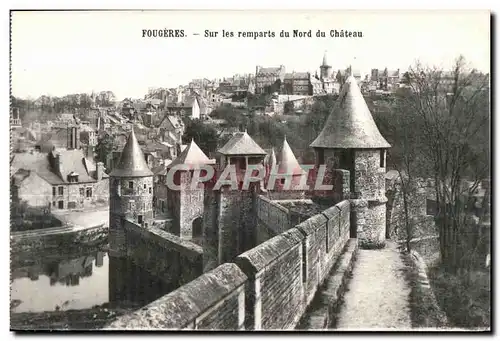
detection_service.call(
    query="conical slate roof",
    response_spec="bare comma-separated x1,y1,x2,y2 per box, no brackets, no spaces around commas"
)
217,131,267,156
168,139,215,169
310,76,391,149
278,137,305,175
110,129,153,177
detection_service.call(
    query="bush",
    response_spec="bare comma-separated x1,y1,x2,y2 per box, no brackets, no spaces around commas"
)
428,265,490,329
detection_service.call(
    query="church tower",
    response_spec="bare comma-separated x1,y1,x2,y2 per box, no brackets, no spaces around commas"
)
320,51,332,81
109,128,154,257
310,76,391,248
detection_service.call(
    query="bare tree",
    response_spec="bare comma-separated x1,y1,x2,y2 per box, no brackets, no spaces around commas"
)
376,90,430,251
402,56,490,272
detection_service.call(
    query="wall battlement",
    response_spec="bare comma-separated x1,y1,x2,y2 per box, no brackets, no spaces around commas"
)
105,199,351,330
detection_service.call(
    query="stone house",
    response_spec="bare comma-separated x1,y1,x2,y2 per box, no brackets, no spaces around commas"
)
255,65,286,94
165,96,201,119
283,72,312,95
11,148,109,211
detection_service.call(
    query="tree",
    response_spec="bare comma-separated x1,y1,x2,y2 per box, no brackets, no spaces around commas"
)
95,133,115,171
399,56,490,271
375,93,430,250
182,119,219,155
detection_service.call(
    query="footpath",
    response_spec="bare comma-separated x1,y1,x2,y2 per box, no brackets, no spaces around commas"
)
336,241,412,330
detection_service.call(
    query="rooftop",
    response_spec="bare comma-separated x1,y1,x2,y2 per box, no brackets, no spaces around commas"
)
278,137,305,175
218,131,267,156
310,76,391,149
110,129,153,177
168,139,215,169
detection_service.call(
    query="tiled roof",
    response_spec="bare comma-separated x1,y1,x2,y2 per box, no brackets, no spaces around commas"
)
310,76,391,149
217,131,267,156
168,140,215,169
284,72,309,80
153,160,173,176
257,67,282,75
10,149,106,185
167,96,198,109
110,129,153,177
36,128,68,151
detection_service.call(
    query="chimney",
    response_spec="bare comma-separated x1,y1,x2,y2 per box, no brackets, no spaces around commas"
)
86,145,95,161
67,126,81,150
55,153,63,177
96,162,104,181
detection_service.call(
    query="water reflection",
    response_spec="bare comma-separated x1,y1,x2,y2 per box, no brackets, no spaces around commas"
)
10,250,109,313
11,247,172,314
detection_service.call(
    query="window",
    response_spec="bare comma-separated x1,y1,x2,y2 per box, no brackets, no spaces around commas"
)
52,201,56,207
52,187,56,196
149,187,152,194
58,186,64,195
280,179,286,185
128,181,134,189
86,188,92,198
380,150,386,168
138,215,143,224
79,188,85,196
144,184,147,189
58,201,64,209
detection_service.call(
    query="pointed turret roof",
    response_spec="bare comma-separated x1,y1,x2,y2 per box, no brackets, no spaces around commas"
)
310,76,391,149
278,137,305,175
322,51,330,67
269,148,277,169
110,128,153,177
218,131,267,156
168,139,215,169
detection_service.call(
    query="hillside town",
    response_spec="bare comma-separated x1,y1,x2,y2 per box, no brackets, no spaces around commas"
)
10,51,491,331
10,52,489,223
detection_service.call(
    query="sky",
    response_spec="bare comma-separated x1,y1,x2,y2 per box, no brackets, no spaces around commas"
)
11,10,490,100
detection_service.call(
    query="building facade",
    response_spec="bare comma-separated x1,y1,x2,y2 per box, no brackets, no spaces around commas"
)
255,65,286,94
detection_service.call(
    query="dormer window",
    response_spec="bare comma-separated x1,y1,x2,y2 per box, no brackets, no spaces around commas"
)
68,172,79,183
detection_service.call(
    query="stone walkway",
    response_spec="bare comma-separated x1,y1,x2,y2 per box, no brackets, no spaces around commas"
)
336,241,412,330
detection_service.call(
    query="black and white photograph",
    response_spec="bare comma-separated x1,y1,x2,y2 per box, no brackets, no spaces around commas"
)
8,8,491,332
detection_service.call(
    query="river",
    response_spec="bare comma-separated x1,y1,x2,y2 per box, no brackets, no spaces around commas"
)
10,244,168,315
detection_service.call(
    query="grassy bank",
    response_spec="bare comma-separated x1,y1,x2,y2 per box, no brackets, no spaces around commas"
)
10,302,141,331
427,265,491,329
400,251,449,329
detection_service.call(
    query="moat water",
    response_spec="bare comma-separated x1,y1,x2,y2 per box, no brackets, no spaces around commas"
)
10,243,169,314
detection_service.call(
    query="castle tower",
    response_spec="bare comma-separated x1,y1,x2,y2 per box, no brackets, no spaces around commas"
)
310,76,391,248
109,128,154,257
203,131,267,271
166,139,215,243
320,51,332,80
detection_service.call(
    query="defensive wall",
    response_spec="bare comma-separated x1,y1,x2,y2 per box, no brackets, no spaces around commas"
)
105,199,352,330
108,221,204,304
